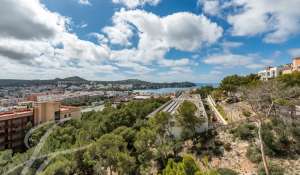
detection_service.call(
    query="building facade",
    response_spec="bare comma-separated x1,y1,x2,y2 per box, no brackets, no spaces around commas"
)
0,102,81,151
293,57,300,72
281,63,293,75
0,110,34,151
258,66,281,81
258,57,300,81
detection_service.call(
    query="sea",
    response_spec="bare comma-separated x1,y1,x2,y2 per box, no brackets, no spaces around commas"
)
133,83,218,95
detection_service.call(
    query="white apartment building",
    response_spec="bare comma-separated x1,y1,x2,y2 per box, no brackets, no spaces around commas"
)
258,66,281,81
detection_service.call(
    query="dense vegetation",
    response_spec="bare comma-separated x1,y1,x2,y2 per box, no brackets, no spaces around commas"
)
0,97,224,175
277,71,300,87
193,72,300,175
192,86,214,98
219,74,260,93
0,98,167,174
163,155,219,175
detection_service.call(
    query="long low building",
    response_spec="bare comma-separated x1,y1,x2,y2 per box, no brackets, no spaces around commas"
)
0,102,80,151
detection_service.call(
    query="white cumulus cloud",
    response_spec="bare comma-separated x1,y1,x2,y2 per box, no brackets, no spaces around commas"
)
0,0,118,80
198,0,221,16
78,0,91,6
103,9,223,75
203,53,270,69
288,48,300,58
105,9,223,57
221,0,300,43
112,0,161,9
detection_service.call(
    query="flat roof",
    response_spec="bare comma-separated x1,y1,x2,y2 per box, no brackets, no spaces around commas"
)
60,106,80,112
0,110,33,121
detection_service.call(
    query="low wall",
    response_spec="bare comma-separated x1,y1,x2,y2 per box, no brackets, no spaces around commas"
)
207,95,228,125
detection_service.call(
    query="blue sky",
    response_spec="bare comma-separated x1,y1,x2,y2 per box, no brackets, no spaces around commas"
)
0,0,300,83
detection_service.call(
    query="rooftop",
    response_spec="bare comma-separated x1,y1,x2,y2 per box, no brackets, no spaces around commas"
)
0,109,33,121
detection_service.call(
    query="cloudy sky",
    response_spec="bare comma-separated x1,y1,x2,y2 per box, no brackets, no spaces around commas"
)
0,0,299,82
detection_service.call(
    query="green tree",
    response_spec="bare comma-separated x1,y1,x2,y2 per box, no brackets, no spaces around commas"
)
220,74,260,93
38,156,76,175
163,155,219,175
150,112,172,138
0,150,12,167
194,86,215,98
277,71,300,87
95,133,135,175
176,101,202,139
134,127,156,173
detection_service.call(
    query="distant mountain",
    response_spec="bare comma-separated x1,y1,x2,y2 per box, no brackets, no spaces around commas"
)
95,79,196,89
55,76,88,82
0,77,196,89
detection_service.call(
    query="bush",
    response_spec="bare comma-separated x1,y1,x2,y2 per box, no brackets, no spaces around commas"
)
217,168,238,175
242,110,251,117
261,120,297,157
224,143,232,151
246,145,262,163
231,123,257,140
213,147,224,156
194,86,215,98
257,162,284,175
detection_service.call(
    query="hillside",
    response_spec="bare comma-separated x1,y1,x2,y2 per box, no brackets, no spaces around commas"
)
0,77,196,89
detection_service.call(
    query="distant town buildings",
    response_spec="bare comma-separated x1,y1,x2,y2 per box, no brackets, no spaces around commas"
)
258,57,300,80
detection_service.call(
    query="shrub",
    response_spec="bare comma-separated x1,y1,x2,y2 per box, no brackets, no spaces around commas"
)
242,110,251,117
246,145,262,163
231,123,257,140
217,168,238,175
257,162,284,175
224,143,232,151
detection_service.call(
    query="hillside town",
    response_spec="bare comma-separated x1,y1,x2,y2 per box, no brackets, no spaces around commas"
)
1,57,299,174
258,57,300,80
1,0,300,174
0,79,186,151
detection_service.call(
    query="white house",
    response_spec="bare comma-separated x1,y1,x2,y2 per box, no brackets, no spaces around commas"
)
258,66,281,81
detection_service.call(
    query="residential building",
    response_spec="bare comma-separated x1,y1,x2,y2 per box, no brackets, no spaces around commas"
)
34,101,81,125
258,66,281,81
292,57,300,72
281,63,293,75
0,109,34,151
0,102,81,151
258,57,300,80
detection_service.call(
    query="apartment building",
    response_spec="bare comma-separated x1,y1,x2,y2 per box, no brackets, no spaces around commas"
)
258,57,300,80
281,63,293,75
0,109,34,151
293,57,300,71
258,66,281,81
0,102,81,151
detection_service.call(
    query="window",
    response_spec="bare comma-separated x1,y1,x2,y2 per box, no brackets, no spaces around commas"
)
54,111,60,121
